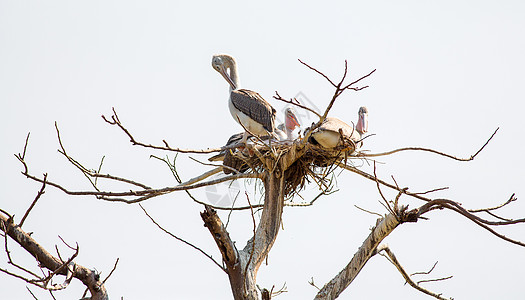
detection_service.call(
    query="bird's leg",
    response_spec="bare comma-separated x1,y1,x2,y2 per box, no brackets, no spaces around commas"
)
241,131,256,157
241,131,248,145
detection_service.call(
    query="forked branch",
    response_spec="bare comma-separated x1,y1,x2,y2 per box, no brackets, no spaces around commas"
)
102,107,230,154
0,213,108,300
377,245,452,300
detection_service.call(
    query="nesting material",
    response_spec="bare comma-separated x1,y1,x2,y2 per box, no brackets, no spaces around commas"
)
216,137,360,198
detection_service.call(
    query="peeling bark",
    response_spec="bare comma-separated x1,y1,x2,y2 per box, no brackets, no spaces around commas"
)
0,214,108,300
314,213,400,300
201,169,285,300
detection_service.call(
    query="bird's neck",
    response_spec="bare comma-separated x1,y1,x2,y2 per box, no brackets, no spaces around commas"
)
228,63,241,92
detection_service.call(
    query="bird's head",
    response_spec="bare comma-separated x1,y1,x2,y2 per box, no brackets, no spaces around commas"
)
356,106,368,134
212,54,237,90
284,107,300,131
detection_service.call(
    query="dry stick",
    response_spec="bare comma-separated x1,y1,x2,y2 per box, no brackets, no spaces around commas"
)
415,187,449,195
152,155,264,211
139,204,225,272
421,198,525,226
417,199,525,247
354,205,383,218
417,276,454,285
26,287,38,300
17,162,260,200
19,173,47,227
362,127,499,161
377,245,452,300
94,156,105,187
469,193,517,213
55,124,152,190
273,91,322,118
297,60,375,146
189,156,240,175
373,161,394,214
102,107,223,154
411,261,439,276
101,258,119,286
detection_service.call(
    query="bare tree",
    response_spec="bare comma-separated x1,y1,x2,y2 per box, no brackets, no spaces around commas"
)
2,60,523,299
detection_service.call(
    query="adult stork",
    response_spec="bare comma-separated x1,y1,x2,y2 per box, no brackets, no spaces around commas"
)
310,106,368,151
212,54,277,144
209,108,301,165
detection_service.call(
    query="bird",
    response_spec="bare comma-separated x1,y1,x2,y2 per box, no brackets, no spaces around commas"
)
212,54,277,144
309,106,368,151
209,108,301,173
275,107,301,141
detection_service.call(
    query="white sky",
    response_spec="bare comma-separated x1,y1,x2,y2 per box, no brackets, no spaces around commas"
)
1,1,524,299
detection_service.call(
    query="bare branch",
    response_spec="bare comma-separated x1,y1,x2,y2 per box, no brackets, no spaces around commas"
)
0,213,108,299
101,258,119,286
411,261,438,276
417,199,525,247
273,91,322,118
54,124,152,190
298,59,337,87
361,127,498,161
17,161,261,204
102,107,223,154
19,173,47,227
139,204,225,272
377,245,452,300
469,193,517,213
354,205,383,218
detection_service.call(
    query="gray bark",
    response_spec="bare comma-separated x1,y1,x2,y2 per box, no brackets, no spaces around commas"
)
0,214,108,300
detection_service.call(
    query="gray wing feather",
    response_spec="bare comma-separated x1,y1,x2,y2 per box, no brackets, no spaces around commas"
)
230,89,276,132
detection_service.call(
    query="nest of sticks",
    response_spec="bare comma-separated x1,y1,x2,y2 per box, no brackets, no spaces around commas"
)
220,138,360,198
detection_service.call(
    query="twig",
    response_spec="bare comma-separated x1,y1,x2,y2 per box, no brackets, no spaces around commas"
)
102,107,223,154
377,245,452,300
19,173,47,227
361,128,498,161
139,204,225,272
309,277,321,290
54,124,152,190
411,261,438,276
354,205,383,218
469,193,516,213
417,276,453,285
273,91,321,118
101,258,119,285
26,287,38,300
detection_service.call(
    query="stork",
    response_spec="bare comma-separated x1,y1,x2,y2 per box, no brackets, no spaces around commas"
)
209,108,301,164
310,106,368,151
276,107,301,141
212,54,277,144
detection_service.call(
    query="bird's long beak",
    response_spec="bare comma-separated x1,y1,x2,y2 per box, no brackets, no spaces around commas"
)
286,112,300,130
357,113,368,134
219,65,237,90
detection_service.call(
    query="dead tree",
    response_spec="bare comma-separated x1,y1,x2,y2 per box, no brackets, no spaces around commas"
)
3,59,524,299
0,174,114,300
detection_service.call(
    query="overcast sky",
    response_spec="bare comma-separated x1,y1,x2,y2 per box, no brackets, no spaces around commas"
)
1,1,524,299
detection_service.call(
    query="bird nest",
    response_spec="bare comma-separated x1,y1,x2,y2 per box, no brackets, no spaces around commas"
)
221,138,360,198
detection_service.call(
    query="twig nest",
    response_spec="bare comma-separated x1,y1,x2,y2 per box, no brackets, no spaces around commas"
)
217,137,361,198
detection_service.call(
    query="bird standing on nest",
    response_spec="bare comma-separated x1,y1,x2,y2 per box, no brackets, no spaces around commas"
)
212,54,277,145
209,109,302,174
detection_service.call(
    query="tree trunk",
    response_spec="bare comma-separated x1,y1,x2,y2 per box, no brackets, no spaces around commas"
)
202,169,285,300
